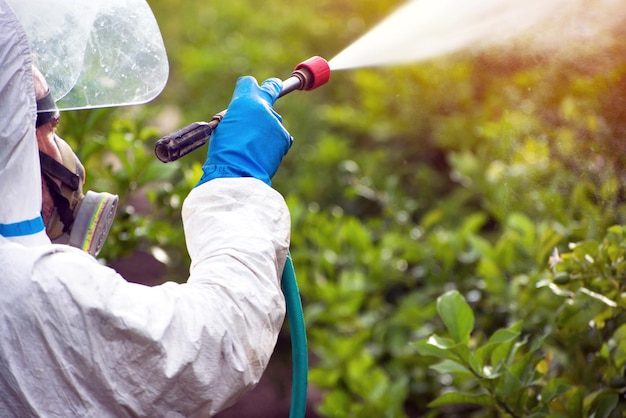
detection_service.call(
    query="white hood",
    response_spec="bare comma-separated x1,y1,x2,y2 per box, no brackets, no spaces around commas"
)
0,1,50,246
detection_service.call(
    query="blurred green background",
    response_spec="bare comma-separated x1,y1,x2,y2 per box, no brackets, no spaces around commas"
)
59,0,626,416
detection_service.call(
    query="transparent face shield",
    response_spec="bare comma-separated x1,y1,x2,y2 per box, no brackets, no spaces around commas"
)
7,0,169,111
7,0,168,255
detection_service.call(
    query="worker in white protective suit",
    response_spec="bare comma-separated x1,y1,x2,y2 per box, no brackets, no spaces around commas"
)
0,1,292,416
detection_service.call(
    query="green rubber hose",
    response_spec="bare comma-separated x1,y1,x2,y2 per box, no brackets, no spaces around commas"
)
281,252,308,418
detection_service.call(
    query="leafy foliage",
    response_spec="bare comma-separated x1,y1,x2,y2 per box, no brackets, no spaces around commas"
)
60,0,626,416
416,287,625,417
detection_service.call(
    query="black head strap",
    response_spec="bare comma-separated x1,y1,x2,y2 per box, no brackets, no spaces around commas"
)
36,92,60,128
39,152,80,233
39,151,80,191
41,172,75,233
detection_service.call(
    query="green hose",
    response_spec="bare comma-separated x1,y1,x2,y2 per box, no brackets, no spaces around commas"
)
281,251,308,418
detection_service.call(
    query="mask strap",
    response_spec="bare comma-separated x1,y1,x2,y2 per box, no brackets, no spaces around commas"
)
39,151,79,233
36,91,60,128
39,151,80,191
42,174,75,233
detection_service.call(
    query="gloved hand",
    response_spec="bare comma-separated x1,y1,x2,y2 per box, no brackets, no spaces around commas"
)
197,76,293,187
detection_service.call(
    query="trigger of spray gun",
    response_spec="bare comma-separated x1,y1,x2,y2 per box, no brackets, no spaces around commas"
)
155,56,331,163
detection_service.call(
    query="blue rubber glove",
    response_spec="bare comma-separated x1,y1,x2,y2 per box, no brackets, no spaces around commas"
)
196,76,293,187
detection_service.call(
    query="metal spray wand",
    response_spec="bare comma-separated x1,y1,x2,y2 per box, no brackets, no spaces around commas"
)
154,56,331,163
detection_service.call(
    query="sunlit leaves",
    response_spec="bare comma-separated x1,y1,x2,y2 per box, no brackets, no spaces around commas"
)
437,290,475,344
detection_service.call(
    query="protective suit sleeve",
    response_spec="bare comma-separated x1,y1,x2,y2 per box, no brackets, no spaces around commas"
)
0,177,289,418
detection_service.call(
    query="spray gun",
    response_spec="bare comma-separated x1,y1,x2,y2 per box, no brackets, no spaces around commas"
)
154,56,331,163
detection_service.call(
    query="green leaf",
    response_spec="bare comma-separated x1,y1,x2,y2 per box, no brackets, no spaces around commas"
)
509,349,541,385
589,391,619,418
413,335,459,361
507,212,536,251
317,390,351,417
612,324,626,367
430,359,474,377
428,391,495,408
461,212,488,234
565,386,585,418
500,370,523,403
493,325,527,368
540,378,571,404
449,342,482,376
79,138,106,161
607,225,625,235
426,334,458,350
437,290,475,344
413,339,451,360
309,367,341,387
578,287,617,308
557,289,606,334
571,240,599,264
475,325,521,369
140,160,181,184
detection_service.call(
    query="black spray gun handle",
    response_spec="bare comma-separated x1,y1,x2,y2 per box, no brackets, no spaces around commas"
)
155,56,330,163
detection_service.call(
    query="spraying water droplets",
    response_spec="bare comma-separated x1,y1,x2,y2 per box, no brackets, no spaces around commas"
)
328,0,626,71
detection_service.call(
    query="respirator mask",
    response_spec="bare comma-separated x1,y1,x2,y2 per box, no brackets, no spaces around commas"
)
37,93,118,257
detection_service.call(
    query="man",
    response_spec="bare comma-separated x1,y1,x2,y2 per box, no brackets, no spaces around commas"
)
0,2,292,416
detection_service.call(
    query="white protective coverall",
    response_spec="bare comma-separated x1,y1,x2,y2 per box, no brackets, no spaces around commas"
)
0,2,288,417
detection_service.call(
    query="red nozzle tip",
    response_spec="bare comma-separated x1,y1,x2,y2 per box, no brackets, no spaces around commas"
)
294,56,331,91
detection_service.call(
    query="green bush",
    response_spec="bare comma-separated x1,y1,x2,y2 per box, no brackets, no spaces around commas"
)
415,285,625,417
